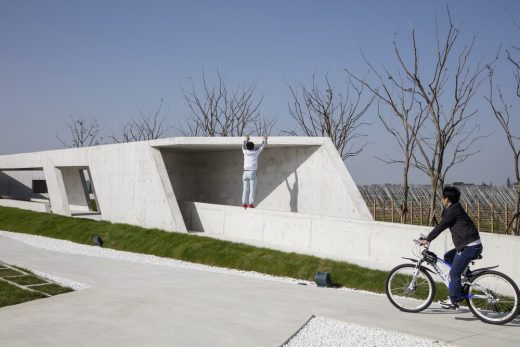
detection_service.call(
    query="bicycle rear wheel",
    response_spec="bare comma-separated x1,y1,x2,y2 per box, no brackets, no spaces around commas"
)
385,263,435,313
466,270,520,325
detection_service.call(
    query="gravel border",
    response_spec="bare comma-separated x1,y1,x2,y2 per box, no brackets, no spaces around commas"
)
283,316,453,347
31,270,89,290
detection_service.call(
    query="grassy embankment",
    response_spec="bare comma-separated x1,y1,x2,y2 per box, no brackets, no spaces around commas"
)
0,206,449,299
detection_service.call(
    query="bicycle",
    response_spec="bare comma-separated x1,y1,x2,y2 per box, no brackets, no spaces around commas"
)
385,237,520,325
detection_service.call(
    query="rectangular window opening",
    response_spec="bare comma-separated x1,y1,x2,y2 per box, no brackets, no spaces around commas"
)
32,180,48,194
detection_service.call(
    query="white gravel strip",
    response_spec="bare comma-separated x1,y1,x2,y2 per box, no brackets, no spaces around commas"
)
31,270,89,290
284,316,452,347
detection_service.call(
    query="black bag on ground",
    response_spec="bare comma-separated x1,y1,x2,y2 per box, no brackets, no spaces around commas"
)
314,271,335,287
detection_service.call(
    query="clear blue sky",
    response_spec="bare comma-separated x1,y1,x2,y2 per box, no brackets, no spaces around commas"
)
1,0,519,185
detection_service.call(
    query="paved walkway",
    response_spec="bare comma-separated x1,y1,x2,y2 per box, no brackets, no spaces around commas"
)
0,233,519,346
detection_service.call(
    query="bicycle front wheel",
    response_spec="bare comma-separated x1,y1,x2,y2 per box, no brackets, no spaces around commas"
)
466,270,520,325
385,263,435,313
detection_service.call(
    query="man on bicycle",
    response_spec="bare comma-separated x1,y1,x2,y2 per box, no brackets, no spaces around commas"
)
418,185,483,310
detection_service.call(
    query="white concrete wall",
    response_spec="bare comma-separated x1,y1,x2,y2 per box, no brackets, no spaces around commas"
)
77,142,183,230
181,201,520,287
0,143,181,230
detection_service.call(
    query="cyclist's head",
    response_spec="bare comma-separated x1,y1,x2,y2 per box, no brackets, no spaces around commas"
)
443,185,461,204
246,141,255,150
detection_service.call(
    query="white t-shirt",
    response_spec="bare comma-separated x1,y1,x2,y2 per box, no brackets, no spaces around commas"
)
242,140,266,170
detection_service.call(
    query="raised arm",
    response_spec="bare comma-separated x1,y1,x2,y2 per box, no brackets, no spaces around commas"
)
257,136,268,153
242,136,250,153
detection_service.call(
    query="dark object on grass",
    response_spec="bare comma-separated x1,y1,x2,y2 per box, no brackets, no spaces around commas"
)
314,271,336,287
92,235,103,247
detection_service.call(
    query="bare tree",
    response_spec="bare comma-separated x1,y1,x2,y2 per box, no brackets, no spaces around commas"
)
351,10,489,225
110,99,169,143
347,62,428,223
486,35,520,234
286,74,374,161
178,71,275,137
56,115,103,148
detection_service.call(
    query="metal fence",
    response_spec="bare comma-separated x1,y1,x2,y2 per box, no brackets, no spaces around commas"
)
358,184,518,234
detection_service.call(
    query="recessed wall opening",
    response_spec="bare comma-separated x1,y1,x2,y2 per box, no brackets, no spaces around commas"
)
0,168,49,201
0,168,51,212
59,166,101,217
156,144,320,230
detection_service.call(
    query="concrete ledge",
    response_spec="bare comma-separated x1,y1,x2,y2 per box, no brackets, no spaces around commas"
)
0,199,50,213
182,201,520,286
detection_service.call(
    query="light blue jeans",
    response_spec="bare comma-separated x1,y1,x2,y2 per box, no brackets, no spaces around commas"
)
242,170,257,205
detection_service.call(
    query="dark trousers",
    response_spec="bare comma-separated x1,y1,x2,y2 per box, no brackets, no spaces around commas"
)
444,244,483,302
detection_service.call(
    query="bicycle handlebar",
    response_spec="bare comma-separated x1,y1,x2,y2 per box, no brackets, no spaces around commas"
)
413,238,430,249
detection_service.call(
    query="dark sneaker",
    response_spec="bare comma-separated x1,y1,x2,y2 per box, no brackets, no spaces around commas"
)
440,300,459,310
249,204,255,208
242,204,248,209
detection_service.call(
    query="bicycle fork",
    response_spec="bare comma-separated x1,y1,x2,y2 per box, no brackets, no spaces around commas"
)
407,261,424,291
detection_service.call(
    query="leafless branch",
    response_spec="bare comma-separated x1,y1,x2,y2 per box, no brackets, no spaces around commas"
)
56,115,103,148
178,70,271,137
285,73,375,160
111,99,170,143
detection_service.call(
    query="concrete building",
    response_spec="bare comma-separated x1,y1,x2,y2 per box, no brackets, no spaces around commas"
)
0,137,371,228
1,137,519,286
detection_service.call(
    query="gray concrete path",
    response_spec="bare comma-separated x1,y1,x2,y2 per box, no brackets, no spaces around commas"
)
0,234,519,347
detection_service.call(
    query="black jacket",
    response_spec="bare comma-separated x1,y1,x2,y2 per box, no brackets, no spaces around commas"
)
426,202,480,251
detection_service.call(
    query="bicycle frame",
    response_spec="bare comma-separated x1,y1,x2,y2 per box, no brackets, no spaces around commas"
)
427,258,451,287
405,245,499,300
